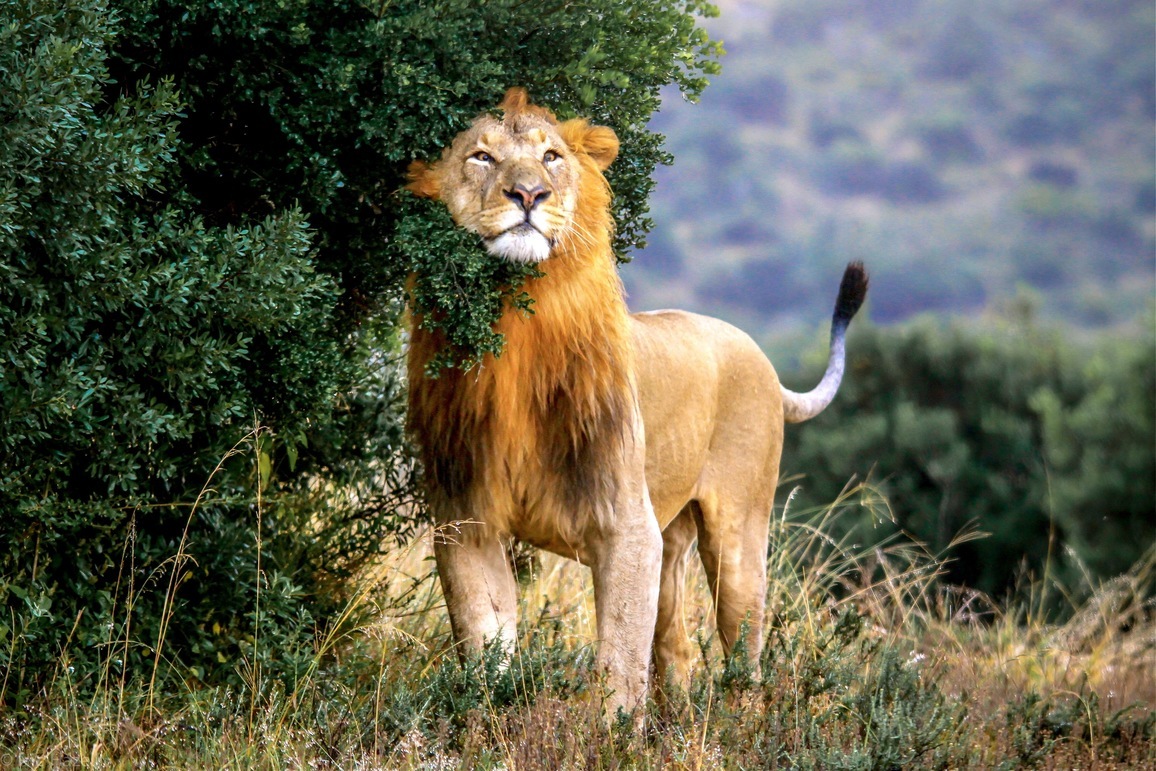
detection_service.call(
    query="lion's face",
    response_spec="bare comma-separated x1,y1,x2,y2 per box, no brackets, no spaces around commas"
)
439,112,579,264
408,88,619,264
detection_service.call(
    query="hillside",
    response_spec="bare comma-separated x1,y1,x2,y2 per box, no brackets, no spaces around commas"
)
626,0,1155,352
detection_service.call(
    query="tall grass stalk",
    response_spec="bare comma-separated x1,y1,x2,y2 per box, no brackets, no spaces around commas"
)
146,429,266,716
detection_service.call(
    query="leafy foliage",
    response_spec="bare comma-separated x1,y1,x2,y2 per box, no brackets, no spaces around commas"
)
390,192,540,375
0,0,721,698
0,0,354,699
111,0,721,266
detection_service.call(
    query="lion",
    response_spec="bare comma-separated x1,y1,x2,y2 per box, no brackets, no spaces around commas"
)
404,88,867,718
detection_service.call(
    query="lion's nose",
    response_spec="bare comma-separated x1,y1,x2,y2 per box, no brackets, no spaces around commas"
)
505,183,550,212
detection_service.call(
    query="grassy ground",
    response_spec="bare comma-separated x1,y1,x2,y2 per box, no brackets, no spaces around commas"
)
3,490,1153,769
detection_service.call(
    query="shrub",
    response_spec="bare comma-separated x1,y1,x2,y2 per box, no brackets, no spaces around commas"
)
782,316,1155,601
0,0,350,700
0,0,721,700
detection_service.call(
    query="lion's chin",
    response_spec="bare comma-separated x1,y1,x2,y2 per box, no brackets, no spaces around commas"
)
485,227,553,264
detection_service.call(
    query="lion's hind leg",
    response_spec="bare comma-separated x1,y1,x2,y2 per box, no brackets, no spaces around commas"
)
692,492,772,669
653,505,698,695
433,520,518,660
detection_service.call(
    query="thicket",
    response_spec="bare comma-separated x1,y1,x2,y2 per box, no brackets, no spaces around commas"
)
782,310,1156,600
0,0,720,701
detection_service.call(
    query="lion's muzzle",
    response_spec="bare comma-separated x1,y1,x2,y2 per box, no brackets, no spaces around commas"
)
485,222,553,264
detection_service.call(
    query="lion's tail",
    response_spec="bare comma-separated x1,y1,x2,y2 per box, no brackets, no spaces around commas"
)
781,262,869,424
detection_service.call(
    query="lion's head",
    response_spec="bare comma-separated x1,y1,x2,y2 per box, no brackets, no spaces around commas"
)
407,88,620,264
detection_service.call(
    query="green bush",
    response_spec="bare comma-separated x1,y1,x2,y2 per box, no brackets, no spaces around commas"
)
0,0,349,700
676,603,969,769
782,314,1155,601
0,0,721,700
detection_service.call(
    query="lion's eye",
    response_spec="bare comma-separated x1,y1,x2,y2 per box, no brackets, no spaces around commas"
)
469,151,494,164
543,150,561,164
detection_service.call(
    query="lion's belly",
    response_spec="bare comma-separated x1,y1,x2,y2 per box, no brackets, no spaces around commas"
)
638,381,716,529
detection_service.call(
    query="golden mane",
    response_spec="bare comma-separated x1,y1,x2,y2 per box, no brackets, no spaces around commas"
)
405,88,632,544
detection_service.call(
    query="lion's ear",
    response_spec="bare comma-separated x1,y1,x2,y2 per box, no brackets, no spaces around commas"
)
499,87,530,115
405,160,441,199
559,119,619,171
583,125,619,170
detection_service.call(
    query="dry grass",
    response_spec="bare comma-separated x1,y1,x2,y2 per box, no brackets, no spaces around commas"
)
2,484,1153,769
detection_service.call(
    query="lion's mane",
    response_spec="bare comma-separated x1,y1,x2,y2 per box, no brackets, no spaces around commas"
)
405,90,633,544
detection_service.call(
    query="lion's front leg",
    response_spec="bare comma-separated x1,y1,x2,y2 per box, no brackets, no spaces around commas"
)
587,477,663,721
433,520,518,660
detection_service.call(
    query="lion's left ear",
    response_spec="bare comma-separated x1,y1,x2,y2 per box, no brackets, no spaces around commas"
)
405,160,442,199
559,119,619,171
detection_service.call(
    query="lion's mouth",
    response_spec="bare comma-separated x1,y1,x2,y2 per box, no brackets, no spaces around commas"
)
484,223,554,264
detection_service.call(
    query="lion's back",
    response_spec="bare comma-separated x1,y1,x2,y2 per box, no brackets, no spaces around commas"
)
631,309,778,393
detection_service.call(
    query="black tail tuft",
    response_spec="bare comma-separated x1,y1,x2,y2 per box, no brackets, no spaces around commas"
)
833,261,869,325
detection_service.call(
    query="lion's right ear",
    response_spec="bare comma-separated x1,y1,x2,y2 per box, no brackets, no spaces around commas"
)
559,119,620,171
405,160,441,199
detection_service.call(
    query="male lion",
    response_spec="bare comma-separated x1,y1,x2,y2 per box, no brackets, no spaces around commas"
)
405,88,867,717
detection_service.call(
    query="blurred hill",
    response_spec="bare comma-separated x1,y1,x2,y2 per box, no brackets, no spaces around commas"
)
625,0,1155,359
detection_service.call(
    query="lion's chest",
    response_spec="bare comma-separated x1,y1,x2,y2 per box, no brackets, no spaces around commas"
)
434,318,631,539
410,256,634,544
